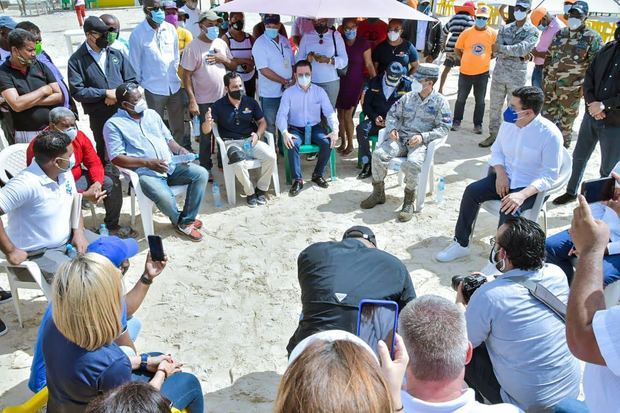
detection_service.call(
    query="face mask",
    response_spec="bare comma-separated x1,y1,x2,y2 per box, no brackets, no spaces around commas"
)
95,34,109,49
165,14,179,27
387,30,400,42
221,21,229,31
35,41,42,55
229,89,242,100
297,74,312,88
513,10,527,21
475,18,487,28
16,51,33,66
563,4,572,14
568,17,583,30
314,23,328,34
61,126,78,141
265,27,279,39
503,106,526,123
232,20,244,31
410,78,423,93
206,26,220,40
107,31,119,44
344,29,357,40
129,99,148,114
385,74,400,87
56,154,76,172
489,245,507,272
537,24,546,31
150,9,166,25
418,4,431,15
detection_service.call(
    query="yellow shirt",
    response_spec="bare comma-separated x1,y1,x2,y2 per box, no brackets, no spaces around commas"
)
455,26,498,76
177,27,193,87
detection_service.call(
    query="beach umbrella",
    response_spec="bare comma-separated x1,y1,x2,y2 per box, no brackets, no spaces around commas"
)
214,0,436,21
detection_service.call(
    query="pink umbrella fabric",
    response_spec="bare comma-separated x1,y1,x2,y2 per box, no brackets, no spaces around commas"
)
214,0,436,21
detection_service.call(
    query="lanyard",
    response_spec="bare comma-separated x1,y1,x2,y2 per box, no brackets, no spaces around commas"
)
270,38,284,57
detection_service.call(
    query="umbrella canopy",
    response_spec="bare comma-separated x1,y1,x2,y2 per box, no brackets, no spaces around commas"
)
214,0,436,21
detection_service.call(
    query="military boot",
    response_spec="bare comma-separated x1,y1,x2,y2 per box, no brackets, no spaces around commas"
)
398,189,416,222
361,181,386,209
478,135,495,148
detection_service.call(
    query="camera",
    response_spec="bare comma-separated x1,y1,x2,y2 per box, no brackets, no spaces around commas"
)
451,275,487,304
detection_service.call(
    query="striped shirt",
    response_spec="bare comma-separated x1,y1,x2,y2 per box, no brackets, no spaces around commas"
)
442,13,474,54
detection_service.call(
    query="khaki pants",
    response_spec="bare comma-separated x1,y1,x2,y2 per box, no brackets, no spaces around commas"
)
225,139,276,196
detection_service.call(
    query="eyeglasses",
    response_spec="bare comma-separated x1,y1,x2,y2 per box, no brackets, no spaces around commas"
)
146,6,164,12
122,83,139,97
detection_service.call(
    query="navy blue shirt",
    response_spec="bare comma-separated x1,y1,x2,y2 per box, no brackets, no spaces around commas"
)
43,318,131,413
372,40,418,75
211,95,264,141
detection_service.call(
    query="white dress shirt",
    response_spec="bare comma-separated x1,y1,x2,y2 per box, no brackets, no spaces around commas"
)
416,21,428,51
489,115,562,192
252,34,295,98
276,83,338,134
296,29,348,84
85,41,107,74
129,19,181,96
401,388,523,413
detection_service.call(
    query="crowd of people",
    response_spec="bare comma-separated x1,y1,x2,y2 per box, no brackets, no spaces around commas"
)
0,0,618,411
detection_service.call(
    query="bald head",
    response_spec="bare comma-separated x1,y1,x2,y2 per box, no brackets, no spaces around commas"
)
100,14,119,31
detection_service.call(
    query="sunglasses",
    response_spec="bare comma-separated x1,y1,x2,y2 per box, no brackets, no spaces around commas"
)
122,83,139,97
146,6,164,12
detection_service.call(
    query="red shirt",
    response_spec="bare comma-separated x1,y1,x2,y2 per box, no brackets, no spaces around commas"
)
26,128,105,189
357,19,388,50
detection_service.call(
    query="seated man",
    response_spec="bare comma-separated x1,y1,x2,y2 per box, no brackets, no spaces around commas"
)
26,107,135,237
287,225,416,355
276,60,338,197
201,72,276,208
458,217,580,410
361,63,451,222
357,61,412,180
103,83,209,242
436,86,562,262
0,131,94,281
28,235,167,392
399,295,522,412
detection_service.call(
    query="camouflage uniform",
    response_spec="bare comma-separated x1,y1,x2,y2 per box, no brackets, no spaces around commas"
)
542,26,602,147
488,21,539,139
372,89,452,190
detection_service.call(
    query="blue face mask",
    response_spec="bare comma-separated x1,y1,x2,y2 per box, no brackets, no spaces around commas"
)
503,106,525,123
150,9,165,25
537,23,546,31
475,18,487,28
206,26,220,40
265,27,279,39
221,21,229,30
344,29,357,40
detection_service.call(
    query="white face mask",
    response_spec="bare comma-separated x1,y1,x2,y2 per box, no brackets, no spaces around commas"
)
513,10,528,21
410,78,423,93
387,30,400,42
568,17,583,30
131,99,148,114
297,74,312,88
489,246,507,272
63,126,78,141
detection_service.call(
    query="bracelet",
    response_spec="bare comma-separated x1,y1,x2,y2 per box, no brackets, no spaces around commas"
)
140,275,153,285
157,367,168,379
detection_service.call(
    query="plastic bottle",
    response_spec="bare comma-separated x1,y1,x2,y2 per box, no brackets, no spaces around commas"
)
304,123,312,145
99,224,109,237
212,182,223,208
243,138,253,158
171,153,199,164
436,176,446,204
191,116,201,137
66,244,78,259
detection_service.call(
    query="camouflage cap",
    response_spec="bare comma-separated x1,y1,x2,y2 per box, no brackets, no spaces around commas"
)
569,0,589,16
413,63,440,80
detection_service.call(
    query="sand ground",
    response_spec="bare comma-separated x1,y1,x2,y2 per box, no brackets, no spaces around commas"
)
0,7,603,412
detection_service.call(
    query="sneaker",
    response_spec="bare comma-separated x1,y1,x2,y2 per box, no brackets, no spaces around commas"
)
306,153,318,161
436,241,470,262
450,122,461,132
0,289,13,304
255,188,267,205
552,193,577,205
473,125,483,135
247,194,258,208
0,318,7,337
176,223,203,242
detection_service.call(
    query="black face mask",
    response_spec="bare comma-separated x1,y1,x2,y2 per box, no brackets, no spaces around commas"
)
232,20,244,31
229,90,242,100
95,34,109,49
314,23,328,34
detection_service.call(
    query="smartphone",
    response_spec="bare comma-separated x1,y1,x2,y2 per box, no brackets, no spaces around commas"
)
356,299,399,360
147,235,165,261
580,177,615,204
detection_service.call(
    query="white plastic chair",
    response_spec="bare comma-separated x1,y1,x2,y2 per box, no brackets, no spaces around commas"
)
604,279,620,308
375,129,448,212
471,148,572,237
213,125,280,205
0,258,52,328
117,167,188,237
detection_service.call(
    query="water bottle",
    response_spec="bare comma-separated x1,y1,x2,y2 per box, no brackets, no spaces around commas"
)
243,137,253,158
212,182,223,208
171,153,199,164
66,244,78,259
99,224,109,236
304,123,312,145
191,116,201,137
436,176,446,204
362,155,369,165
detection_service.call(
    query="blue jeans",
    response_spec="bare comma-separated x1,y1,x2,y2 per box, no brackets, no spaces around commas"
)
454,172,537,247
138,163,209,227
546,229,620,286
260,97,282,154
356,118,380,162
532,65,544,90
288,125,331,181
554,397,589,413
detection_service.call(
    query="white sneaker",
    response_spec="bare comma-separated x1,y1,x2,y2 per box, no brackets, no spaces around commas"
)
436,241,470,262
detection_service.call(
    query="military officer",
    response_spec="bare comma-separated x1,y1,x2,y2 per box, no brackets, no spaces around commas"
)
480,0,538,148
360,63,452,222
542,0,602,148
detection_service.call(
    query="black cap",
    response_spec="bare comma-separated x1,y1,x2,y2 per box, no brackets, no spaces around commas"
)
343,226,377,247
263,14,280,25
83,16,112,34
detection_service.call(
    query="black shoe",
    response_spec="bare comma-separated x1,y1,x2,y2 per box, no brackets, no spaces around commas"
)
289,180,304,196
0,318,6,336
450,122,461,132
255,188,267,205
247,194,258,207
0,289,12,304
357,164,372,179
311,176,329,188
473,125,483,135
552,193,577,205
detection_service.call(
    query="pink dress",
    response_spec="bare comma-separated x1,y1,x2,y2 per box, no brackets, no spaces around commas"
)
336,37,371,109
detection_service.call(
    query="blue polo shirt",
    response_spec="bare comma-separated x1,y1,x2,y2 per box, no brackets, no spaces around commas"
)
211,95,264,141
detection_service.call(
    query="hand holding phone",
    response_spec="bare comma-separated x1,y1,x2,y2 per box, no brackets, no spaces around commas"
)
147,235,165,262
356,299,399,360
580,177,615,204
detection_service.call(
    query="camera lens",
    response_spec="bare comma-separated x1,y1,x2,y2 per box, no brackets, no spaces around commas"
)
451,275,466,291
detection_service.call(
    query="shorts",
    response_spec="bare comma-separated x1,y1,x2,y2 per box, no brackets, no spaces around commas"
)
444,52,460,68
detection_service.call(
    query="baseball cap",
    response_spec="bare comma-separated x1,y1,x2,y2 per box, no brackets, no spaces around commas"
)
414,63,440,80
343,225,377,247
263,14,280,25
0,15,16,30
83,16,112,34
386,61,405,82
455,1,476,16
569,0,589,16
476,6,491,19
530,7,547,27
163,1,177,9
198,10,223,23
515,0,531,9
87,236,139,268
564,0,577,4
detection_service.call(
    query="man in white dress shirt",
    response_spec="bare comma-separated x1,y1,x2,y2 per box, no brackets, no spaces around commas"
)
436,86,562,262
129,0,185,146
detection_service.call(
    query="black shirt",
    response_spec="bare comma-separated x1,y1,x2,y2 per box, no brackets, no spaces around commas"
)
211,94,264,140
0,59,58,131
372,39,418,75
583,41,620,127
286,239,416,355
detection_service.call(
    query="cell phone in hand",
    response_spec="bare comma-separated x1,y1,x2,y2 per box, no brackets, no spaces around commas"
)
580,177,615,204
356,299,399,360
147,235,165,261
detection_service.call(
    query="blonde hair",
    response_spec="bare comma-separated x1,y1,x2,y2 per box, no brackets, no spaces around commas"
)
52,253,123,351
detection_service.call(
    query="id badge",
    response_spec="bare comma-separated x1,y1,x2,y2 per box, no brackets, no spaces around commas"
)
283,58,290,69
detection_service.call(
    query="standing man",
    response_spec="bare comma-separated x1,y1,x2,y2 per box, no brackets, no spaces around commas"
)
451,6,497,135
68,16,136,162
179,0,201,38
553,22,620,206
542,1,602,148
129,0,185,147
100,14,130,57
401,0,442,63
481,0,538,148
361,64,451,222
529,7,564,89
222,12,256,99
182,10,234,173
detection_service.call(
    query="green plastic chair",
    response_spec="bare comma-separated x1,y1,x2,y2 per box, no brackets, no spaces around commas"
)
357,111,378,168
283,143,337,185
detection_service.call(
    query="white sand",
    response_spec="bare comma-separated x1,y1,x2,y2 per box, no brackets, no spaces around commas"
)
0,7,603,412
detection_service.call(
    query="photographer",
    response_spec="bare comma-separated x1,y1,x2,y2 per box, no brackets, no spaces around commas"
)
456,217,580,411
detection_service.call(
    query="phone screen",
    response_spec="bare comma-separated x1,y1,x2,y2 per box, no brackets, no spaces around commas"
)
147,235,165,261
580,177,615,204
356,300,399,359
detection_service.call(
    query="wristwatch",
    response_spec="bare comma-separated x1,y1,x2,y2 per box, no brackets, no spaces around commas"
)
140,353,148,371
140,274,153,285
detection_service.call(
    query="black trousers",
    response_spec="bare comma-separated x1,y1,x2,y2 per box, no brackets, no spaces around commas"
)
464,343,503,404
88,105,118,163
453,72,489,127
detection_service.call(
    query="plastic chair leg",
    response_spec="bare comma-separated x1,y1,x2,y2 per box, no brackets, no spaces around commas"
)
283,147,292,185
223,168,236,205
272,167,281,196
130,192,136,227
8,275,23,328
89,204,97,228
329,149,336,181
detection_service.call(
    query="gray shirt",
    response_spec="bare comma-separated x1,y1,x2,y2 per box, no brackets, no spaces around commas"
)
466,264,580,410
493,21,539,83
